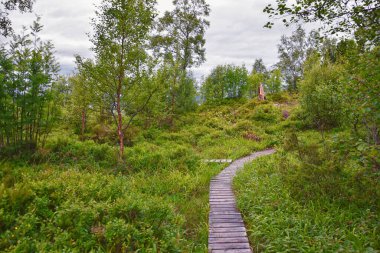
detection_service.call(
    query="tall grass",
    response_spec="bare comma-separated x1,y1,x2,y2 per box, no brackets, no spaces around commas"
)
234,144,380,252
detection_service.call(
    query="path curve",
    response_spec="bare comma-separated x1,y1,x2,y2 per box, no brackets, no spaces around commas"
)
208,149,276,253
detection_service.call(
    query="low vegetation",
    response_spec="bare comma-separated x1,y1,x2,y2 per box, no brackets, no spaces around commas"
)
1,0,379,252
234,131,380,252
0,98,290,252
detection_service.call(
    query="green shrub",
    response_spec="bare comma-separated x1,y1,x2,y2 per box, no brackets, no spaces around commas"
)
267,92,292,103
251,104,281,122
300,60,348,130
234,154,380,252
0,168,185,252
125,142,199,172
41,138,118,169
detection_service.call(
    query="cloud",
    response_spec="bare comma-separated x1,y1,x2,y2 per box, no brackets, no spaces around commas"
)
8,0,301,80
191,0,297,79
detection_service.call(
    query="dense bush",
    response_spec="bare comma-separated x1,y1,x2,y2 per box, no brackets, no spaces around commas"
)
280,130,380,207
201,64,249,102
0,168,184,252
234,153,380,252
34,137,118,169
124,142,199,172
300,60,348,130
281,131,348,200
250,104,281,122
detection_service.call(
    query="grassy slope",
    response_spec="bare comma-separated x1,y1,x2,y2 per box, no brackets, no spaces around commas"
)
0,96,290,252
234,130,380,252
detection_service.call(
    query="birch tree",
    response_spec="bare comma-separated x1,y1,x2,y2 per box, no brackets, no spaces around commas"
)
85,0,157,160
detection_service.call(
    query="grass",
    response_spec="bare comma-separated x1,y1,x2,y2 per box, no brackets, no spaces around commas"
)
0,98,292,252
234,133,380,252
0,159,225,252
4,95,377,252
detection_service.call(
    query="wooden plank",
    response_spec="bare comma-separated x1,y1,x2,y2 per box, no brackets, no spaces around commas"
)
210,201,236,204
210,196,235,198
210,202,236,205
210,217,243,222
209,232,247,238
210,195,235,197
209,237,249,243
209,223,245,228
210,209,239,213
210,202,237,206
210,205,236,208
209,227,246,233
210,196,235,199
211,249,252,253
209,200,235,203
210,199,235,201
210,211,241,215
210,205,237,209
210,207,237,211
209,242,250,250
210,199,235,202
209,214,242,219
210,198,235,201
210,210,237,213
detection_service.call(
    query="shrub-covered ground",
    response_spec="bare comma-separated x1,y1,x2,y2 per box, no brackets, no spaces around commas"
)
0,95,294,252
234,130,380,252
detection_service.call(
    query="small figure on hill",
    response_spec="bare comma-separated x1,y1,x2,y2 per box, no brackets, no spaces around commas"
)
258,83,266,100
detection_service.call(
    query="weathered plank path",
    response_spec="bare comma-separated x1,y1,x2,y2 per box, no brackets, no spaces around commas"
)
208,149,276,253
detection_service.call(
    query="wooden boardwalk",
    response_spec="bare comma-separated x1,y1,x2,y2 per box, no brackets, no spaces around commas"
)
208,149,276,253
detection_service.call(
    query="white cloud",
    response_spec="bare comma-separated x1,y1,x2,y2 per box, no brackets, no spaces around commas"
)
8,0,302,78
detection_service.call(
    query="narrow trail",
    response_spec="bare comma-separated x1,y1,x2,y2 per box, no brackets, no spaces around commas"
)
208,149,276,253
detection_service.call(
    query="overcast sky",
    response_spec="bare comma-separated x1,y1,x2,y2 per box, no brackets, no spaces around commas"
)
8,0,299,80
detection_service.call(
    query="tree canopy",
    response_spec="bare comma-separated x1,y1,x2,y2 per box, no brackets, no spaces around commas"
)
0,0,35,37
201,64,248,102
264,0,380,45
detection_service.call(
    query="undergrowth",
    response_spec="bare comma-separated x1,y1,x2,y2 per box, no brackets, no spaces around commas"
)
234,130,380,252
0,98,292,252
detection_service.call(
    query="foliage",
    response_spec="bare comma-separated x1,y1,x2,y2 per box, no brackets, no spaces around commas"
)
147,64,198,126
201,64,248,102
234,153,380,252
300,56,348,130
66,72,93,137
0,96,292,252
0,0,34,37
344,46,380,146
2,1,379,251
276,26,319,91
0,18,60,149
0,165,185,252
154,0,210,71
264,0,380,45
152,0,210,123
78,0,157,159
251,104,281,123
252,58,267,75
176,74,198,114
247,72,265,98
266,68,282,94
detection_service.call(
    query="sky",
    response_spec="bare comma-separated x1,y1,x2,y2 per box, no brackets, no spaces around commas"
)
8,0,299,80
